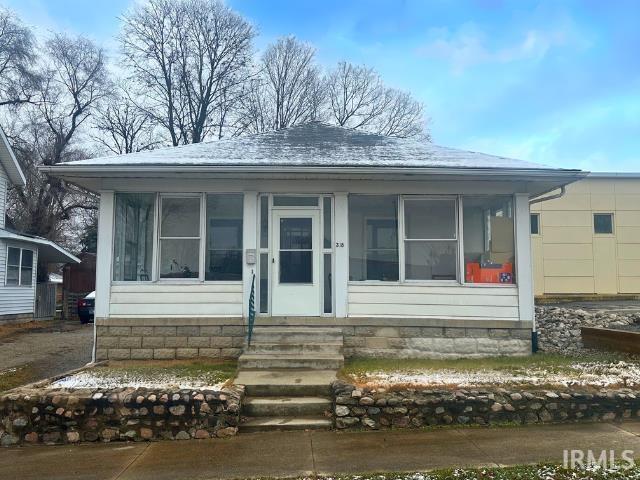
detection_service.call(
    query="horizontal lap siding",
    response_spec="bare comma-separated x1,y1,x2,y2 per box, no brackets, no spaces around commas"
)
110,283,243,317
348,284,519,319
0,239,37,316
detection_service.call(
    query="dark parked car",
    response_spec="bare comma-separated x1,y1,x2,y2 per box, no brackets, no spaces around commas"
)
77,291,95,324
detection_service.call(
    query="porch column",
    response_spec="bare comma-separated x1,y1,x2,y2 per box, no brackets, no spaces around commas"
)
334,192,349,318
95,190,114,320
515,193,534,326
242,191,258,319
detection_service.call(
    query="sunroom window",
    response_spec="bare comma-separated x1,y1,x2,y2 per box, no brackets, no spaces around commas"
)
159,196,201,279
463,196,515,284
349,195,399,281
6,247,33,286
205,194,243,281
113,193,155,281
403,198,458,281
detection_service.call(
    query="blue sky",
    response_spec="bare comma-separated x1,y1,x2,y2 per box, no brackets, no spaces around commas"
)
4,0,639,172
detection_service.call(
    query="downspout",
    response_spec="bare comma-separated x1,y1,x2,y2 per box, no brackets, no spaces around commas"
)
527,185,566,353
91,317,97,364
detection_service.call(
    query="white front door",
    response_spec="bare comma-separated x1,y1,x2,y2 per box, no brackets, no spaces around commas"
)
271,209,321,316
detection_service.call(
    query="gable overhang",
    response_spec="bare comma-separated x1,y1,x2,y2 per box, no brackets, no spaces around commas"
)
0,128,26,187
0,229,80,264
42,164,587,198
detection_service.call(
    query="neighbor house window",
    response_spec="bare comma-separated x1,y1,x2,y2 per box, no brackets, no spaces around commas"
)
159,196,201,279
349,195,399,281
6,247,33,286
113,193,155,281
530,213,540,235
594,213,613,234
463,196,515,284
403,198,458,281
205,194,243,281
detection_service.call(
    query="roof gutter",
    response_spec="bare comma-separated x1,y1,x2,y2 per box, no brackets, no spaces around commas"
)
529,185,566,205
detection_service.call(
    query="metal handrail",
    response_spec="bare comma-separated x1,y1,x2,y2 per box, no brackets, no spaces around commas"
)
247,271,256,346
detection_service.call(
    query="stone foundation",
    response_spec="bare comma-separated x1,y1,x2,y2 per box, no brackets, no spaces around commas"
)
0,385,243,446
96,318,246,361
341,323,532,358
333,381,640,430
96,317,531,360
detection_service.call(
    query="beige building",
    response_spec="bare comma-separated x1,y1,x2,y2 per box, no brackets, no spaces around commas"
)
532,173,640,297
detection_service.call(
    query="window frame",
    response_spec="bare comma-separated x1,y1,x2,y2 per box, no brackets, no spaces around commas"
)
5,246,35,287
157,193,204,282
530,213,541,235
399,195,459,283
593,212,614,235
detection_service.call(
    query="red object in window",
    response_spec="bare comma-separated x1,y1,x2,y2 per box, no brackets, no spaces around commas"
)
465,262,513,284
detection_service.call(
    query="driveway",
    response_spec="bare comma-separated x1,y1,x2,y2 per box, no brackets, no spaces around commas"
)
0,320,93,390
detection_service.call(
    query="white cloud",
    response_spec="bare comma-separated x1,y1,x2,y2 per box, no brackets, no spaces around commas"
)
416,21,584,73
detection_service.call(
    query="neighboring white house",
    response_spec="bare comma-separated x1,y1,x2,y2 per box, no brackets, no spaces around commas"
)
0,128,79,323
44,122,585,359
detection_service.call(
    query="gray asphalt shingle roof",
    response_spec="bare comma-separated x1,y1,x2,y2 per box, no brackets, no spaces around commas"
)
64,122,557,171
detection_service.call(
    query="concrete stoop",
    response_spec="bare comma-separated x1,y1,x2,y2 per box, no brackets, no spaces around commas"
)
236,327,343,432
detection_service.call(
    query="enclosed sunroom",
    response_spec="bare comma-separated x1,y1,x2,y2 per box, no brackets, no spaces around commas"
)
44,122,584,360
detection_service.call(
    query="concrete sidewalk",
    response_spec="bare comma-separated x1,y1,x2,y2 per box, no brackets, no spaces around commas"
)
3,422,640,480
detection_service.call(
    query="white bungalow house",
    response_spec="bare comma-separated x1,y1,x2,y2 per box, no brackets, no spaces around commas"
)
0,129,79,323
44,122,585,361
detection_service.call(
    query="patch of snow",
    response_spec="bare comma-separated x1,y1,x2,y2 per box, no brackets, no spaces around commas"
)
50,370,227,391
353,361,640,389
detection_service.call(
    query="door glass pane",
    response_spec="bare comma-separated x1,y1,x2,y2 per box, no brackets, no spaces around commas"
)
273,196,318,207
161,197,200,237
323,197,332,249
280,251,312,283
404,199,456,239
405,241,457,280
323,254,332,313
259,253,269,313
280,218,312,249
160,239,200,278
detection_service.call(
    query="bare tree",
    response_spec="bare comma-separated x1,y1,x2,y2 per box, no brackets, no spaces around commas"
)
121,0,255,144
261,36,324,130
7,33,109,242
326,61,428,139
93,83,160,154
375,89,428,139
0,9,40,108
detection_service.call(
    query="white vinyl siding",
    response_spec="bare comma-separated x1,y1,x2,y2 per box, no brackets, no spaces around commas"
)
0,239,38,316
110,283,243,317
348,283,519,320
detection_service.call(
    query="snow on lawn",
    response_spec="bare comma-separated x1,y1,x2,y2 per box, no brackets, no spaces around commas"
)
50,369,229,391
352,361,640,389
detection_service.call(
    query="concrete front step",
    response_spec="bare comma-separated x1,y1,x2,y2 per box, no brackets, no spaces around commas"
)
240,416,333,433
244,396,331,416
238,353,344,370
235,369,336,396
245,342,343,355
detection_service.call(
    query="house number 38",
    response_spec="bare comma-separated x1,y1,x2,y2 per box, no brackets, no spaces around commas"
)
335,242,345,247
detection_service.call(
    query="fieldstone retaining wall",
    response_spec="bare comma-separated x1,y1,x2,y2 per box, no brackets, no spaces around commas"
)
95,318,245,361
0,385,243,446
342,324,532,358
333,381,640,430
536,306,640,353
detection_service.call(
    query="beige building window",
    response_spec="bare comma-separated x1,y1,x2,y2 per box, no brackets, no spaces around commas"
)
530,213,540,235
593,213,614,234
